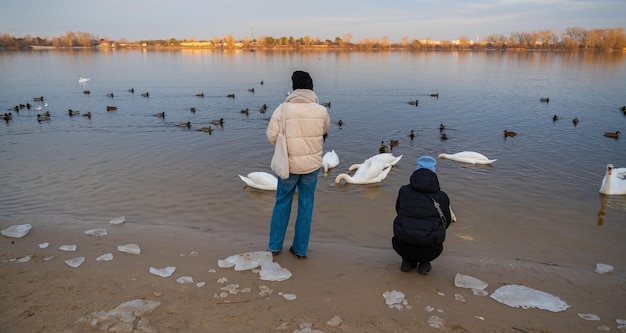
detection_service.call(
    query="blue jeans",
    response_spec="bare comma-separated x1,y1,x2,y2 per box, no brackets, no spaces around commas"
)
268,169,319,256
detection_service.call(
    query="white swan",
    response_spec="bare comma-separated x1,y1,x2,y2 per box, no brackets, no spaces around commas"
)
335,157,392,184
239,172,278,190
322,150,339,173
78,75,90,83
348,153,402,171
599,164,626,195
438,151,497,165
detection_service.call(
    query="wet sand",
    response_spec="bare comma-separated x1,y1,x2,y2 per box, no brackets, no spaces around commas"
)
1,213,624,333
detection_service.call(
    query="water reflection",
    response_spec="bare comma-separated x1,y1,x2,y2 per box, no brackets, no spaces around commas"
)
597,194,626,226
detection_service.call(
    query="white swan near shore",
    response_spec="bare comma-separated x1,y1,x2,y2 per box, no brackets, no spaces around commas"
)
78,75,90,83
322,150,339,173
599,164,626,195
336,157,392,184
348,153,402,171
438,151,497,165
239,172,278,190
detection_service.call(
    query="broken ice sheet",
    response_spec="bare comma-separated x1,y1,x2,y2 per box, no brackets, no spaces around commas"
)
81,299,160,332
259,262,292,281
109,216,125,224
59,245,77,252
39,242,49,249
221,284,240,294
16,255,32,263
65,257,85,268
84,228,108,236
221,251,274,271
490,284,570,312
1,224,32,238
578,313,600,321
117,244,140,254
383,290,405,306
594,263,613,274
176,276,193,284
279,292,297,301
454,273,488,290
96,253,113,262
149,266,176,277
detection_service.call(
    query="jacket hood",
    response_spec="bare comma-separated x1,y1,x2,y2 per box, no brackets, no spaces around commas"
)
409,168,441,193
285,89,319,104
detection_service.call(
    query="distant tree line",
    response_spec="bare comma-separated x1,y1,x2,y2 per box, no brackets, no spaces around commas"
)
1,27,624,51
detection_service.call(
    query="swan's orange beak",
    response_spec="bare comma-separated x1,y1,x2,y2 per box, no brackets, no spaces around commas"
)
608,167,612,175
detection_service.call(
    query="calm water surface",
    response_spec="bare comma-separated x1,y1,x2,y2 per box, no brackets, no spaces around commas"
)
1,49,625,265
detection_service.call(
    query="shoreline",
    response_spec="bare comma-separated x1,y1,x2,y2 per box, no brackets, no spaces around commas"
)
1,213,624,332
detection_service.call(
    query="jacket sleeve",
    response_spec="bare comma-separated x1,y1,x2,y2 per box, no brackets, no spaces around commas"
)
266,105,282,146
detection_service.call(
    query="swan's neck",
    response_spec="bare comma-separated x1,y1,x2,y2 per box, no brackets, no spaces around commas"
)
600,173,612,194
335,174,351,184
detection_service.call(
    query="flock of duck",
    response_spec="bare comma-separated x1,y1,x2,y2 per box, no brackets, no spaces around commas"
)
4,78,625,195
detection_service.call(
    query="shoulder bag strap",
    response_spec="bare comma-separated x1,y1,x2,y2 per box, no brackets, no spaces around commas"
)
423,193,448,227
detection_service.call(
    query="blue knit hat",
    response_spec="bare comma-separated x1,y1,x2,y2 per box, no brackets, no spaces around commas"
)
416,156,436,172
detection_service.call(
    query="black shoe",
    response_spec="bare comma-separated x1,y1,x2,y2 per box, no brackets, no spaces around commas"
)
400,260,417,272
289,246,306,259
268,249,281,255
418,262,432,275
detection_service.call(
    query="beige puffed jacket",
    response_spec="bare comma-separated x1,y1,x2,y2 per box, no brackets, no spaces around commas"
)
266,89,331,174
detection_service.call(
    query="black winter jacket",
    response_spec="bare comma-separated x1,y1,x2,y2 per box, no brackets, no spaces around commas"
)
393,168,451,246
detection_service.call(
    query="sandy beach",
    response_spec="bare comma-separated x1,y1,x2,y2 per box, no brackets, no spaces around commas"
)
1,212,624,333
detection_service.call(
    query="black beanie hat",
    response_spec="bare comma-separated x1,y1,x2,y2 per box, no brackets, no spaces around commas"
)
292,71,313,90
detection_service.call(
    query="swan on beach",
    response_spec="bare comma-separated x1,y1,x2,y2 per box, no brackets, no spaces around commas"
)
348,153,402,171
322,150,339,173
438,151,497,165
335,157,392,184
239,172,278,190
78,75,90,83
599,164,626,195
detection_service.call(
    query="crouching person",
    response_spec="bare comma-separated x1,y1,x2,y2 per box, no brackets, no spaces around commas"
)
392,156,452,275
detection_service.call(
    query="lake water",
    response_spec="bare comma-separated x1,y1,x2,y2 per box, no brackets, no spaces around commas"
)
1,49,625,266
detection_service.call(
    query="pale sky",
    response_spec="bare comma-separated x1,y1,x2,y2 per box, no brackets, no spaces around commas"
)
1,0,624,42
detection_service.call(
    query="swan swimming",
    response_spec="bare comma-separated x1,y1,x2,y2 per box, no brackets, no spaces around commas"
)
322,150,339,173
78,75,90,83
335,157,392,184
348,153,402,171
239,172,278,190
438,151,497,165
599,164,626,195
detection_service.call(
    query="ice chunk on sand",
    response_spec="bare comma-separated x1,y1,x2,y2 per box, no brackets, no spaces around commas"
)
427,316,446,329
149,266,176,277
38,242,49,249
221,283,240,294
490,284,569,312
2,224,32,238
109,216,125,224
327,315,343,327
176,276,193,284
117,244,140,254
259,262,292,281
281,293,297,300
454,273,488,290
16,255,32,263
84,228,108,236
578,313,600,321
59,245,77,252
594,263,613,274
96,253,113,262
221,251,274,271
383,290,405,306
65,257,85,268
80,299,160,333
